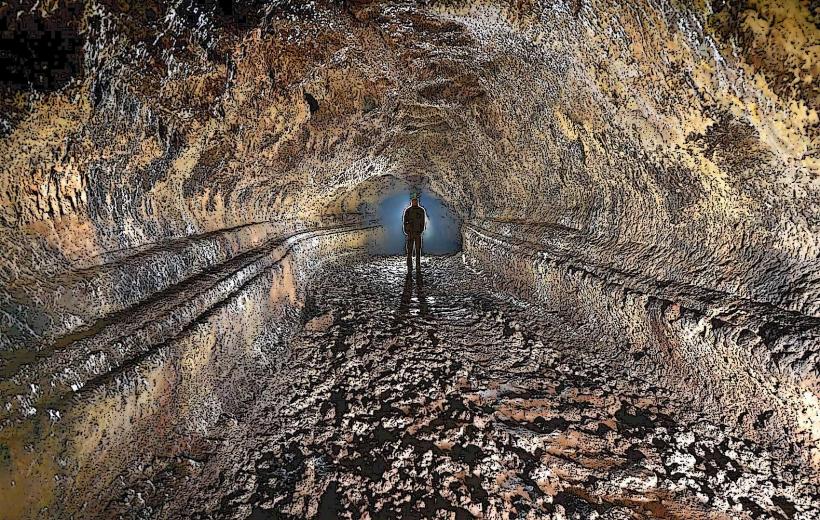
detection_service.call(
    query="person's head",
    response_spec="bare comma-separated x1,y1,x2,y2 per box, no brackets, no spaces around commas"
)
410,192,420,206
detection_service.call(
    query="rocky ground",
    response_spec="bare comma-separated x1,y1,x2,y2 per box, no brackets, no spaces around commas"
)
97,256,817,519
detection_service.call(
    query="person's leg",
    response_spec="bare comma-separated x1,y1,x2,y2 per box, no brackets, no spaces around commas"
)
414,235,422,269
406,235,413,269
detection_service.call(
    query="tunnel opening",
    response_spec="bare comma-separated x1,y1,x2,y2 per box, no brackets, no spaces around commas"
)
319,174,463,256
371,188,462,256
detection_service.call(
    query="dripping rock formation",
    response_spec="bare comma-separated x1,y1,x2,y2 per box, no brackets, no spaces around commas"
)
1,0,819,518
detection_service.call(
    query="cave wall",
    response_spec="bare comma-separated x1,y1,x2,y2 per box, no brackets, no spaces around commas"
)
0,225,375,517
462,222,820,467
2,0,817,309
1,0,818,506
443,0,819,314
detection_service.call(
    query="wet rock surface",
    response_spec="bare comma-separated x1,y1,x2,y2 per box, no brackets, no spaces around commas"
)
97,257,818,519
3,0,819,516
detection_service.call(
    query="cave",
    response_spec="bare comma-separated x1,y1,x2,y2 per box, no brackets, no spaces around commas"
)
1,0,819,518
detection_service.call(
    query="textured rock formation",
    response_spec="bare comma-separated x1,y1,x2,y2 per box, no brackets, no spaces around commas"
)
1,0,819,517
84,258,820,518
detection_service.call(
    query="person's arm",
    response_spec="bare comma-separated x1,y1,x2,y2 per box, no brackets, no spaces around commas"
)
421,208,427,233
403,208,409,235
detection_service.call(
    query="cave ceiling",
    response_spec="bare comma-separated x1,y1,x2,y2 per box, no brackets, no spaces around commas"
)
0,0,818,304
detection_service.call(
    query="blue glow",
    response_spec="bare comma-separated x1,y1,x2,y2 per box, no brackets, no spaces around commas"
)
371,189,462,255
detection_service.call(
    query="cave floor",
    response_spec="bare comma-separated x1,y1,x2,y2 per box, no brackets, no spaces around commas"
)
105,256,816,519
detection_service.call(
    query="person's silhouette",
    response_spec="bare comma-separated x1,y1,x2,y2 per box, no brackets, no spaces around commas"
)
403,192,426,271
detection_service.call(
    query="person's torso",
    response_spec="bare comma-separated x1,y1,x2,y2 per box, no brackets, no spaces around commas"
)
405,206,425,234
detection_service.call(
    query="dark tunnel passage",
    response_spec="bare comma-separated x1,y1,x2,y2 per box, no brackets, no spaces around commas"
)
1,0,819,518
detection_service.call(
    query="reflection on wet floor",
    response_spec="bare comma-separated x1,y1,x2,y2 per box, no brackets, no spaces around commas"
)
101,256,818,519
399,269,429,318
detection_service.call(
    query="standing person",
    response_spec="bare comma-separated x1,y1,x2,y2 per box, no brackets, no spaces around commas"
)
403,192,426,271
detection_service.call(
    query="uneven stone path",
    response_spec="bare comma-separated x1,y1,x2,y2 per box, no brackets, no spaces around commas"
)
108,257,817,519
